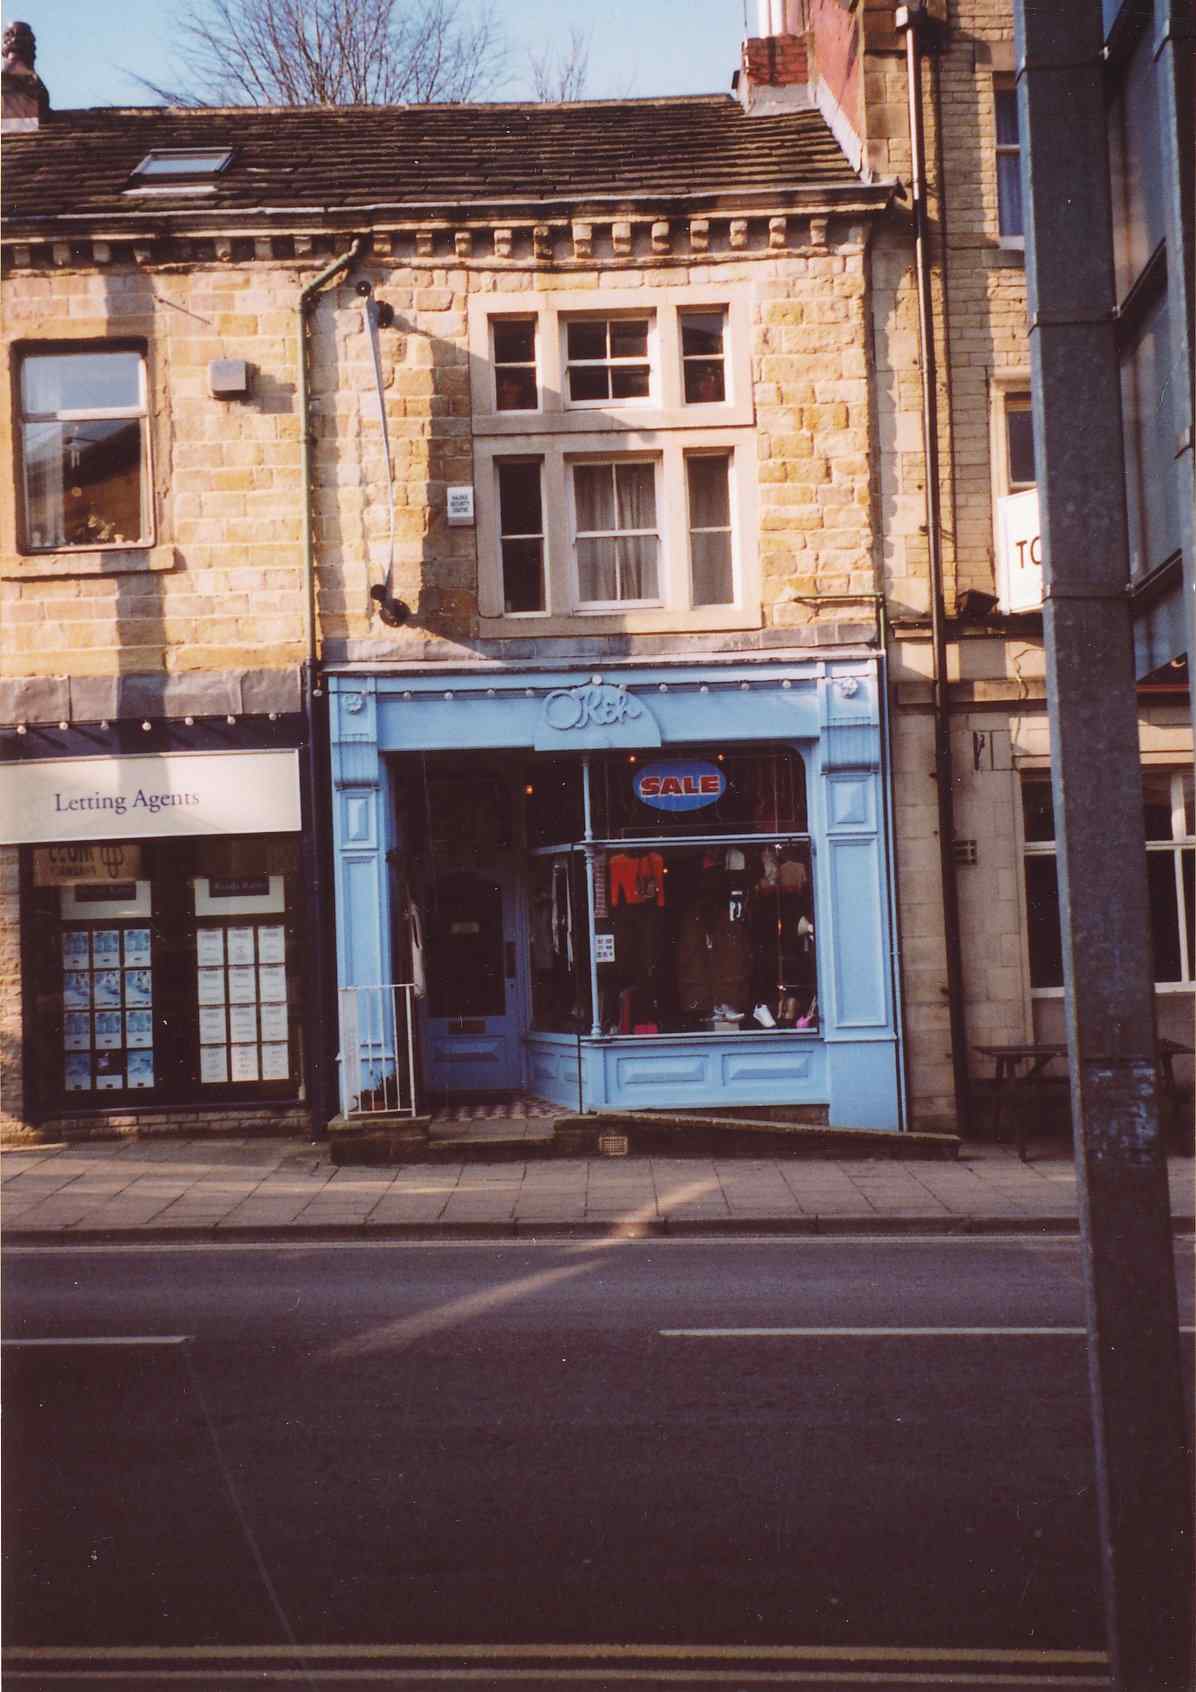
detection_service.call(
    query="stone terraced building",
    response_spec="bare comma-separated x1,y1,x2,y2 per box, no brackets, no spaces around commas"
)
0,0,1190,1142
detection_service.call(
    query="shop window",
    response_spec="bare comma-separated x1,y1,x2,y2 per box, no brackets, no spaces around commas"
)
572,459,660,604
497,459,546,613
681,310,727,404
17,345,150,552
687,453,734,605
28,835,303,1113
492,318,538,412
524,760,585,849
528,852,592,1032
592,841,817,1035
591,746,807,838
564,316,653,405
1021,771,1195,989
994,76,1023,243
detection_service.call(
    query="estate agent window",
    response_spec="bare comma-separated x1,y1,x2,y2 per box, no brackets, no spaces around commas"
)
18,346,150,552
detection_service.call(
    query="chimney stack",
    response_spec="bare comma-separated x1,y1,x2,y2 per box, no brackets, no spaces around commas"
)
737,0,809,114
2,22,50,132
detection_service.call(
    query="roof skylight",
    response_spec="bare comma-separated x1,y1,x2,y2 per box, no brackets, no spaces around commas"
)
129,148,234,181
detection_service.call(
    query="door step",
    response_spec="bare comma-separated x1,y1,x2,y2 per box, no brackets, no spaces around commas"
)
327,1109,959,1164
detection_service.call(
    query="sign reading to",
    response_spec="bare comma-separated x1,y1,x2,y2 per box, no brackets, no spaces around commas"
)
634,760,726,812
996,488,1043,613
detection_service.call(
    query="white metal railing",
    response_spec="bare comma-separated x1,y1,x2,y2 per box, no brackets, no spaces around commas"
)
337,983,419,1118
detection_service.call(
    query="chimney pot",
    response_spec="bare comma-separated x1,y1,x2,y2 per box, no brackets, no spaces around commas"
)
2,21,50,130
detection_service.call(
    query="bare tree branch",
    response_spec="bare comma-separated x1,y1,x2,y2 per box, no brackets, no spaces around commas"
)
129,0,507,106
527,23,592,103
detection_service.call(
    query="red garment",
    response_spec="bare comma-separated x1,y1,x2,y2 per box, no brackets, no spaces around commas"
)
609,852,665,908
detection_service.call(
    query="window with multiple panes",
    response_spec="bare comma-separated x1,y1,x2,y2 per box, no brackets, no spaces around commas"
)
1022,770,1195,990
471,288,755,626
994,76,1023,241
496,460,546,613
572,459,660,604
492,318,538,412
564,317,652,404
18,347,150,552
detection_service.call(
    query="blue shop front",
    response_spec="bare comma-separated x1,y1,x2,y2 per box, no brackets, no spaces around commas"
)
329,656,905,1130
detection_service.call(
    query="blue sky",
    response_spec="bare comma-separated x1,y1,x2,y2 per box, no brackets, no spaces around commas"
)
2,0,744,107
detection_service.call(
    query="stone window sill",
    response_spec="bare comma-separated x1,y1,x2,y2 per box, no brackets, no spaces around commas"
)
0,544,178,580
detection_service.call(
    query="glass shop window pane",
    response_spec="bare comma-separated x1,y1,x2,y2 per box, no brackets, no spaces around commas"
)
527,851,592,1033
591,746,808,839
1024,854,1064,989
523,759,585,848
592,841,818,1034
1121,292,1181,577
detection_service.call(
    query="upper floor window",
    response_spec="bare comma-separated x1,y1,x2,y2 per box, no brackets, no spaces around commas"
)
1003,391,1036,492
572,459,659,604
994,77,1023,243
564,317,652,405
493,318,539,412
496,460,545,612
681,311,727,403
17,347,150,552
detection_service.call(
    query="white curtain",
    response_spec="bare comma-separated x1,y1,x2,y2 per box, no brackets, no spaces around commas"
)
574,462,658,601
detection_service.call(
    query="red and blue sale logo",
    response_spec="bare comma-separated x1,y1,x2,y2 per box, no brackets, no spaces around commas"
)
634,760,726,812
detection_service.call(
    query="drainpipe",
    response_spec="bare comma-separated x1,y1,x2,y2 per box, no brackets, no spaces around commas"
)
895,4,971,1135
297,235,366,1135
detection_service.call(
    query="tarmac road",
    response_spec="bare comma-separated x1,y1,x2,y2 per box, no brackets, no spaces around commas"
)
4,1235,1194,1690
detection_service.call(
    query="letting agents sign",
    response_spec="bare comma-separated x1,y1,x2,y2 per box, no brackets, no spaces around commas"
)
0,749,302,845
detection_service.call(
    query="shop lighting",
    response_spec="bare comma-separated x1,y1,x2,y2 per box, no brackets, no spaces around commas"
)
58,721,68,731
16,723,27,735
98,720,109,730
226,715,236,725
141,721,152,732
184,716,195,726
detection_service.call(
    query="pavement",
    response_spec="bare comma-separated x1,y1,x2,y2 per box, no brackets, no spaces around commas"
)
2,1132,1193,1241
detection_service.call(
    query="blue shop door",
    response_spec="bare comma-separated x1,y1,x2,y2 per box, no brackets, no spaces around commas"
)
421,867,526,1096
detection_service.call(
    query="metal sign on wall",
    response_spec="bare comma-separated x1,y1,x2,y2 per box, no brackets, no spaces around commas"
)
0,750,302,846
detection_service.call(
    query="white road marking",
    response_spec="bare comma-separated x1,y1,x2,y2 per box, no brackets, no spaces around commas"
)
660,1326,1196,1338
2,1335,192,1347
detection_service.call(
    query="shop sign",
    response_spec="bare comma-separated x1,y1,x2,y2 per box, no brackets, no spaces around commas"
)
634,760,726,812
32,842,142,886
534,683,661,750
0,750,302,846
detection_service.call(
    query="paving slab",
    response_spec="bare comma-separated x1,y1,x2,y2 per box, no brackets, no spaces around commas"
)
1,1134,1191,1242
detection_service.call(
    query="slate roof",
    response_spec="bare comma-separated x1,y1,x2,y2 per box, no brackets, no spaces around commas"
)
1,95,876,233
